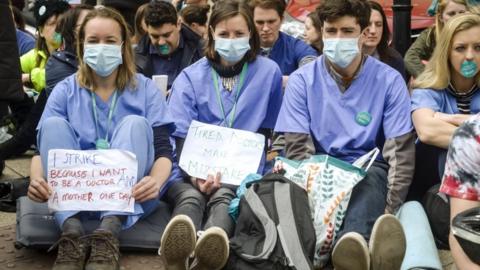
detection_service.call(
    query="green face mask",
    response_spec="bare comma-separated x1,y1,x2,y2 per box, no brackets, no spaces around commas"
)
461,60,478,78
158,44,170,55
52,32,62,47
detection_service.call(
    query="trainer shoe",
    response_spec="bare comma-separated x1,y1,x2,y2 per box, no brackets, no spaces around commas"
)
190,226,229,270
85,230,120,270
159,214,196,270
50,232,88,270
369,214,406,270
332,232,370,270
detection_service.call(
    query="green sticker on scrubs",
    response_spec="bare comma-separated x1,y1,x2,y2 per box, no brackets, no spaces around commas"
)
356,112,372,126
96,139,110,150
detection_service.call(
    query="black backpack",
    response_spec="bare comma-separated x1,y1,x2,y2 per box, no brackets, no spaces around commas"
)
226,173,316,270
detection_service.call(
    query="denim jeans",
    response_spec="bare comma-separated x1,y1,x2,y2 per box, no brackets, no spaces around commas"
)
165,180,236,236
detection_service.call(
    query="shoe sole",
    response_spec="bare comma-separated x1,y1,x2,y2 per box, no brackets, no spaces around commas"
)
369,214,406,270
192,227,229,270
332,232,370,270
159,215,196,270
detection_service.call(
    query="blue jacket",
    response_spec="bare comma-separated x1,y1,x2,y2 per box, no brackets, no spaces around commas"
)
45,50,78,96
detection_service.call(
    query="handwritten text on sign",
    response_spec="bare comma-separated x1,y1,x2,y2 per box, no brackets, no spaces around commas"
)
47,149,137,213
179,121,265,185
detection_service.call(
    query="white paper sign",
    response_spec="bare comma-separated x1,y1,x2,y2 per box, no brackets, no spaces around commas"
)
179,121,265,185
47,149,137,213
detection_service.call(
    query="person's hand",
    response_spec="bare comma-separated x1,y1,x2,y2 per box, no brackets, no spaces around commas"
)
21,73,30,84
27,176,51,202
195,172,221,195
132,176,161,203
272,160,284,173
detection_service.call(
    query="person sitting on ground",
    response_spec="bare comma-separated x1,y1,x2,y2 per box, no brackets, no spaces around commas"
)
180,4,210,39
363,0,407,82
249,0,317,81
405,0,468,78
411,12,480,240
274,0,415,269
304,11,322,54
440,114,480,270
135,0,204,90
160,1,283,269
27,7,175,270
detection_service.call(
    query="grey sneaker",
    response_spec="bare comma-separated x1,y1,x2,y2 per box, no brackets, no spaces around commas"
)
190,227,229,270
159,215,196,270
369,214,406,270
332,232,370,270
50,232,87,270
85,230,120,270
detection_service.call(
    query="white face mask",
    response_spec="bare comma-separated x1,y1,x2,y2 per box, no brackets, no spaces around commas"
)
214,37,251,63
322,37,360,68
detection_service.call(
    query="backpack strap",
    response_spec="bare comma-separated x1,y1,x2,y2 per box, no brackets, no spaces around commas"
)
274,182,312,270
242,186,278,261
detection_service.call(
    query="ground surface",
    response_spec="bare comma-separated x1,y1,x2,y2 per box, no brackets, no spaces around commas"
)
0,154,457,270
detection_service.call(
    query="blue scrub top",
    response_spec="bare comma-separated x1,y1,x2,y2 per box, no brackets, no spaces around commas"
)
168,56,283,172
275,55,413,163
39,73,175,151
268,32,317,76
411,88,480,114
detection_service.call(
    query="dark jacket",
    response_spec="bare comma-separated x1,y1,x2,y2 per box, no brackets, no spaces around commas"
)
45,50,78,96
383,47,408,83
0,0,24,102
135,25,204,79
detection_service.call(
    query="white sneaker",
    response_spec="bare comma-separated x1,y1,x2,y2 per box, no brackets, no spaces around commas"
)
332,232,370,270
369,214,406,270
159,215,196,270
190,226,229,270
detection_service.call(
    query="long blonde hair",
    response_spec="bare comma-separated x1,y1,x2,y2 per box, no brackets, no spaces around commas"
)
76,7,136,91
414,14,480,90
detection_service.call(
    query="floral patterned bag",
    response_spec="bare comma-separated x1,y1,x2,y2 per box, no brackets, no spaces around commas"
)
275,148,379,268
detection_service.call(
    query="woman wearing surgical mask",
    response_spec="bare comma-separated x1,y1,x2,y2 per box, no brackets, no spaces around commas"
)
411,15,480,239
162,1,282,269
28,7,175,270
405,0,468,78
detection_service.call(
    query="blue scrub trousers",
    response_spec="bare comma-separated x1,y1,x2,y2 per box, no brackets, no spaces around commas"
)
335,161,389,242
37,115,159,230
398,201,442,270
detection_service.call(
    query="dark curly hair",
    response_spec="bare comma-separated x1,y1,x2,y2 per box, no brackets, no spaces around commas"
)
316,0,371,31
144,0,178,28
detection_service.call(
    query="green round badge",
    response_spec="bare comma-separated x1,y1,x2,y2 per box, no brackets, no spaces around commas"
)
356,112,372,126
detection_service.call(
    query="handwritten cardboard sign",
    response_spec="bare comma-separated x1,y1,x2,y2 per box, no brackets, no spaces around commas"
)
179,121,265,185
47,149,137,213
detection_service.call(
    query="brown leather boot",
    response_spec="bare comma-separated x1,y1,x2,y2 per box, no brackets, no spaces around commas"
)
85,230,120,270
50,232,88,270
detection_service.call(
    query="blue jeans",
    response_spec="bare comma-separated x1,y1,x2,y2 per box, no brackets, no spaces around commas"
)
336,161,389,242
37,115,159,230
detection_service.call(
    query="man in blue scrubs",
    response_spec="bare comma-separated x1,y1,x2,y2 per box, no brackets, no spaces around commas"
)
249,0,317,81
275,0,416,269
135,1,203,89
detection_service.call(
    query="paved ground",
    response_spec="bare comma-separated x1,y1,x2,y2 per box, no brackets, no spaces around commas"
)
0,154,457,270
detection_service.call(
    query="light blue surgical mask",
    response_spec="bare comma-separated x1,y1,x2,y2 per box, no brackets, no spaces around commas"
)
214,37,250,63
323,38,360,68
83,44,123,77
460,60,478,78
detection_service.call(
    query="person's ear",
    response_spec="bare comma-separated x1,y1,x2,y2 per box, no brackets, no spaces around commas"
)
177,18,182,29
